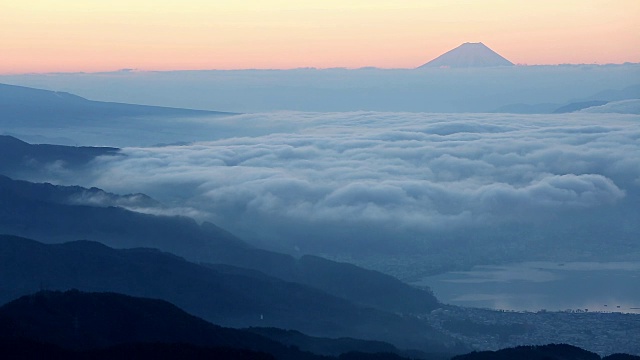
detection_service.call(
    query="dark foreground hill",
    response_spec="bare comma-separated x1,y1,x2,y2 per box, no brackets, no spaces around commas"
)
0,290,330,360
0,235,460,353
0,340,276,360
452,343,629,360
0,174,440,314
452,344,639,360
246,327,437,359
0,291,634,360
0,82,230,127
0,290,452,359
0,290,278,351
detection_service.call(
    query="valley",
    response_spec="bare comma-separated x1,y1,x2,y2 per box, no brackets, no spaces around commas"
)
1,81,638,358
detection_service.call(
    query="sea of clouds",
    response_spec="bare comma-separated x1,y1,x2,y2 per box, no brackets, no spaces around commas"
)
79,111,640,255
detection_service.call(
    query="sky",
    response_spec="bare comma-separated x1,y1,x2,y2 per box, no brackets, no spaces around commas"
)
2,0,639,74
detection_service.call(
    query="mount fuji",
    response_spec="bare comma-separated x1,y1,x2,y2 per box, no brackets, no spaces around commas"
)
418,42,514,68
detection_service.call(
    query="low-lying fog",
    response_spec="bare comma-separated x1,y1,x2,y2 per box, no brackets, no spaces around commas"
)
14,111,638,276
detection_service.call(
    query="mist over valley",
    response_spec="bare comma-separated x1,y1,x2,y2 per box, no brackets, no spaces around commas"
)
1,63,639,358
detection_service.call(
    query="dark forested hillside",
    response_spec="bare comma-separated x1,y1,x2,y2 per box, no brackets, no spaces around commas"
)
0,290,454,360
0,340,278,360
0,174,249,258
452,344,601,360
0,174,439,314
0,235,458,353
0,290,324,360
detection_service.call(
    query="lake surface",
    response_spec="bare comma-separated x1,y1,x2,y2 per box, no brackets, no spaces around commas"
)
413,262,640,314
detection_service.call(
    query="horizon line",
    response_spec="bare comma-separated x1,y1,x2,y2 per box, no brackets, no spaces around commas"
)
3,62,639,76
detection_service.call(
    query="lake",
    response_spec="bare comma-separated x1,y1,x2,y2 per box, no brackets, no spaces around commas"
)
412,262,640,314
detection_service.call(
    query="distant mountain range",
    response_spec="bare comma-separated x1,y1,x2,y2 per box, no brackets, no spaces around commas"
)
0,173,440,314
0,136,449,351
0,235,457,353
579,99,640,114
4,69,640,116
0,82,232,127
0,134,441,315
492,84,640,114
552,100,609,114
2,79,638,358
418,43,513,68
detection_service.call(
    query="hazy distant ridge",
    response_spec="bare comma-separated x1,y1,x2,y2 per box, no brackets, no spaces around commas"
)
0,82,231,127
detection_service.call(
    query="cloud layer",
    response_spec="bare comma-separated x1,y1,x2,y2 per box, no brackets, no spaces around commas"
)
87,111,639,254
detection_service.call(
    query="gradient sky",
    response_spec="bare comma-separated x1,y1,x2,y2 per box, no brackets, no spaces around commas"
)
2,0,639,73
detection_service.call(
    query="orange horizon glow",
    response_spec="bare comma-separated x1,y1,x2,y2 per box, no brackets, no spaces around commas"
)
1,1,639,74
